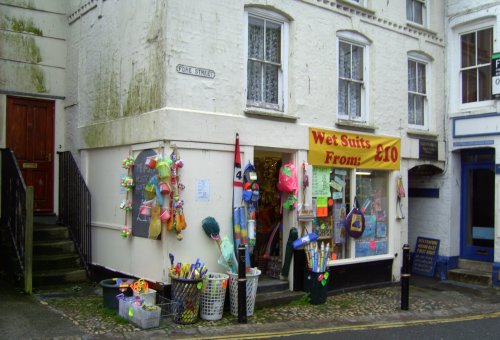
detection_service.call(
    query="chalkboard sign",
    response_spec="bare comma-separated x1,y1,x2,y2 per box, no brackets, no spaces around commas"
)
411,237,440,277
132,149,160,238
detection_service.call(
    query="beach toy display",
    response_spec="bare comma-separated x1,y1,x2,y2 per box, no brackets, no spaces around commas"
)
169,259,207,324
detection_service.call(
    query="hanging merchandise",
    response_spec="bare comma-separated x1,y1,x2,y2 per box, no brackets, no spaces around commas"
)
119,149,135,239
121,155,135,170
168,145,187,241
396,175,406,220
345,197,365,239
277,162,298,213
121,176,134,190
231,133,250,271
281,227,298,277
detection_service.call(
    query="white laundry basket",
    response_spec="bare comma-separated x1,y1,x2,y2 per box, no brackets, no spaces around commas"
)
228,268,261,317
199,273,229,321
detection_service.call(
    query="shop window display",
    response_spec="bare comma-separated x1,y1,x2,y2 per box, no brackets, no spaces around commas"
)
311,167,388,260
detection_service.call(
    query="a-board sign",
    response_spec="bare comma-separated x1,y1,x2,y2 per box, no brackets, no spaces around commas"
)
132,149,160,239
411,237,440,277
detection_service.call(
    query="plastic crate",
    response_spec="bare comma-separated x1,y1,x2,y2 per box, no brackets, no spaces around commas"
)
117,295,136,319
129,305,161,329
133,288,157,306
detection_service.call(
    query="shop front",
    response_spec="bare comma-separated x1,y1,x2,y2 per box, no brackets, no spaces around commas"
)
293,127,402,291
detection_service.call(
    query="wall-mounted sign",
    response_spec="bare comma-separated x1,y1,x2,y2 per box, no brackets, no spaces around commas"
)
492,52,500,97
308,127,401,170
419,139,438,161
176,64,215,79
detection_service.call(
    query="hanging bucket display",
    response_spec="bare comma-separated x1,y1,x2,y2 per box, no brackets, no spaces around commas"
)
160,209,171,222
159,181,170,195
156,159,171,179
140,204,152,217
145,156,157,169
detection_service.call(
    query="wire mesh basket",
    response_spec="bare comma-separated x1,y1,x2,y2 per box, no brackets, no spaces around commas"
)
200,273,229,321
170,276,203,324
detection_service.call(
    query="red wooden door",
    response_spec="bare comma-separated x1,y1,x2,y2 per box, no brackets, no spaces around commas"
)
6,96,55,213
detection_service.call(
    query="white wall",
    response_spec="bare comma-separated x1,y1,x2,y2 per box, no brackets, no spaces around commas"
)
70,0,447,283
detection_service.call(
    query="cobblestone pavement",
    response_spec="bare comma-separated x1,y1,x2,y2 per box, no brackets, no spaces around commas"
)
34,276,500,339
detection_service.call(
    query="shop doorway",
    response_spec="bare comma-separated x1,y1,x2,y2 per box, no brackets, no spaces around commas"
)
253,151,284,278
460,148,495,262
6,96,55,213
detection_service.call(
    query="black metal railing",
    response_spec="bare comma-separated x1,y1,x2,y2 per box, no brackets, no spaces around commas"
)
57,151,92,277
0,148,33,293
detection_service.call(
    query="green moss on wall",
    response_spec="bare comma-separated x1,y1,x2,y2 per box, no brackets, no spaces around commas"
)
1,32,42,63
92,66,121,122
2,16,43,35
30,65,47,93
11,17,43,36
122,1,166,117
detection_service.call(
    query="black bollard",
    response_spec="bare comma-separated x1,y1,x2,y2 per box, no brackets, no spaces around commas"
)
401,244,410,310
238,244,247,323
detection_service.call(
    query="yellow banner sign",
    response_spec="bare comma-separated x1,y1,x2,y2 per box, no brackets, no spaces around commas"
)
308,127,401,170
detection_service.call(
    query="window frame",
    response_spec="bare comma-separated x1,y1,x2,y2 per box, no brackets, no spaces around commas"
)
406,0,428,27
244,8,288,113
336,31,370,124
459,27,493,106
407,52,431,130
450,17,496,113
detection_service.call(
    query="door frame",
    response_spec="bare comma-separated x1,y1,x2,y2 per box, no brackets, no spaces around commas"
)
460,148,495,262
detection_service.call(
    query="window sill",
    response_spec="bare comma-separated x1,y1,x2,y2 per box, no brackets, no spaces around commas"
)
336,119,376,132
245,108,298,120
407,129,438,139
335,0,376,16
406,22,438,36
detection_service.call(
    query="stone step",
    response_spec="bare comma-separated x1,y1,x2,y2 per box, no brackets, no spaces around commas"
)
257,278,289,294
33,268,88,286
33,225,69,241
33,253,81,270
255,290,304,309
458,259,492,272
34,240,75,255
447,268,491,286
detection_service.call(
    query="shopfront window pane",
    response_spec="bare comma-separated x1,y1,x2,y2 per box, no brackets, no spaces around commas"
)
355,170,388,257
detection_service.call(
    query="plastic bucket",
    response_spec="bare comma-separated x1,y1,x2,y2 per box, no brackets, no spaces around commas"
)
200,273,229,321
100,278,135,310
170,276,203,324
228,268,261,317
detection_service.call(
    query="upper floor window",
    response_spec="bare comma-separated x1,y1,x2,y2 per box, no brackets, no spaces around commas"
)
460,27,493,104
337,31,370,123
408,59,427,127
246,9,288,112
406,0,426,26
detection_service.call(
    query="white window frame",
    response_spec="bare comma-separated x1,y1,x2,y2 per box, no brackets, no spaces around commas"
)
407,52,431,130
244,8,288,113
449,17,496,113
459,27,494,106
336,31,370,124
406,0,428,27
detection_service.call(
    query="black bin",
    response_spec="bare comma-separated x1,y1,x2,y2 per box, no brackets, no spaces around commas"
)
100,278,135,310
304,270,329,305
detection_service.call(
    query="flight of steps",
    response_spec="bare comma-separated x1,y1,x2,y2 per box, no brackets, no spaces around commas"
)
447,259,492,286
33,221,87,287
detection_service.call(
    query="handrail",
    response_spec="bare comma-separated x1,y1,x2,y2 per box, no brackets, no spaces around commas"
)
57,151,92,278
0,148,33,293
